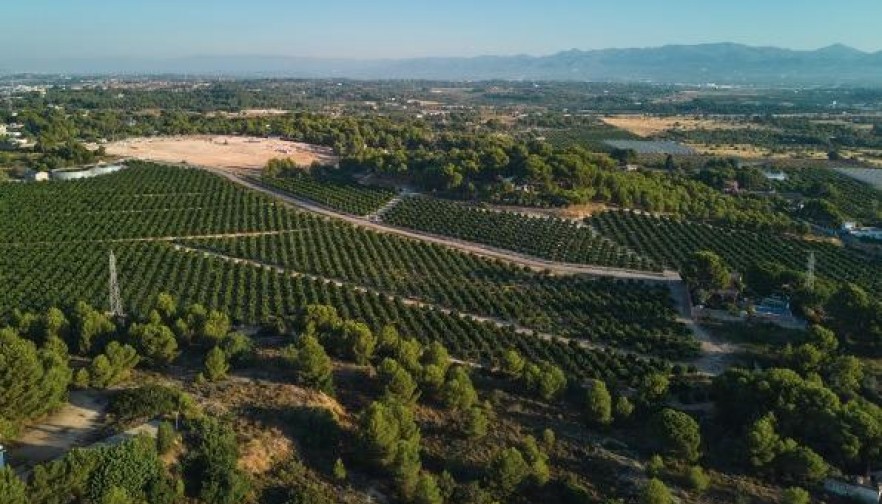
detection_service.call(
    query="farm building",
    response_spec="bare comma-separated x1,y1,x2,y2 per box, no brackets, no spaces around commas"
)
754,295,793,319
761,171,787,181
842,222,882,241
50,164,126,181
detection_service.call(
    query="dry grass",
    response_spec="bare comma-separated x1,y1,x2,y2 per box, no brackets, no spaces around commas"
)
102,135,338,175
238,426,295,475
688,143,829,160
602,115,761,138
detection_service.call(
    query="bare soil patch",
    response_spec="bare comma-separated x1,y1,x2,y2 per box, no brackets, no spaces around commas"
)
103,135,338,175
9,390,108,468
602,115,762,138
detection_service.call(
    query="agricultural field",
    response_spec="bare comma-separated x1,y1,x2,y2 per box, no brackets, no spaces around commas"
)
588,210,882,294
183,231,695,357
601,114,761,138
0,162,680,379
382,196,658,271
835,167,882,190
603,139,696,155
260,175,397,216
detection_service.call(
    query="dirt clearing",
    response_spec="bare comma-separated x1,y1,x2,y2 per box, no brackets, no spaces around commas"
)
602,115,763,138
103,135,338,175
9,390,108,469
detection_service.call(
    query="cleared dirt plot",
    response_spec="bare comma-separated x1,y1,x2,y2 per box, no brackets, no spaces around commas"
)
601,114,758,138
103,135,338,175
835,167,882,189
10,390,108,470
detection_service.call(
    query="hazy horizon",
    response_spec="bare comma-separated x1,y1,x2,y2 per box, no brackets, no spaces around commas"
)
3,0,882,61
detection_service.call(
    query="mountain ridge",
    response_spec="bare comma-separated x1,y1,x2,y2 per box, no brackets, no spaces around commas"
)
3,43,882,85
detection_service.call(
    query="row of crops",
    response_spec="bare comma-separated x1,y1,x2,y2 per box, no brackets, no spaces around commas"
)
381,196,658,271
0,162,686,382
0,241,668,386
183,229,695,358
589,210,882,294
260,174,397,216
0,162,293,242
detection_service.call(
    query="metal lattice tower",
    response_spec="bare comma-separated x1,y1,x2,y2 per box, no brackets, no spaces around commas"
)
109,250,125,318
806,251,816,291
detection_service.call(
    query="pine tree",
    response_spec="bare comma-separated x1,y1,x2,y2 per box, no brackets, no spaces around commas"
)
584,379,613,426
204,347,229,382
0,466,28,504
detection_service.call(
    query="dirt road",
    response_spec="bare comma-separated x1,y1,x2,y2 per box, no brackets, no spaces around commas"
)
176,243,704,372
205,168,681,282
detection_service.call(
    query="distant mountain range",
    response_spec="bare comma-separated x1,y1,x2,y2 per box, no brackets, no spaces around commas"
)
3,43,882,85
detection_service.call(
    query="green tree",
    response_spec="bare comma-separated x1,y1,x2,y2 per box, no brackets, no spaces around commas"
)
201,310,231,347
500,348,526,377
463,405,490,440
781,487,810,504
0,466,28,504
203,347,229,382
440,367,478,411
522,435,550,486
825,355,863,395
638,372,670,407
615,395,635,421
0,329,71,427
379,358,420,403
683,250,731,293
339,320,376,365
72,301,116,354
523,361,567,401
154,293,178,322
89,355,115,389
101,486,136,504
422,341,451,372
88,342,140,388
221,332,254,367
653,408,702,462
130,322,178,366
584,379,613,426
640,478,673,504
182,418,251,504
687,465,710,493
646,455,665,477
746,413,783,468
487,447,530,496
284,334,334,394
413,472,444,504
333,458,347,482
776,442,828,484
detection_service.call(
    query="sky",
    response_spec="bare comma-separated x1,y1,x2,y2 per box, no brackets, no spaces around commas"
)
3,0,882,60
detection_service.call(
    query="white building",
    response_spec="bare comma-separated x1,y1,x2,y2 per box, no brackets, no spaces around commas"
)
26,171,50,182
